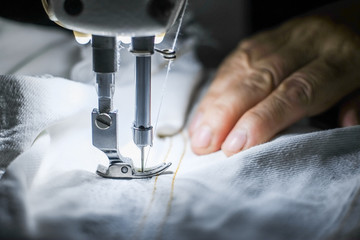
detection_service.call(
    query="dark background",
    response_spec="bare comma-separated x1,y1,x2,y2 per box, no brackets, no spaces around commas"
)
250,0,339,31
0,1,56,26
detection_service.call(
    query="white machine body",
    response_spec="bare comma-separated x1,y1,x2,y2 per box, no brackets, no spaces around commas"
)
43,0,185,36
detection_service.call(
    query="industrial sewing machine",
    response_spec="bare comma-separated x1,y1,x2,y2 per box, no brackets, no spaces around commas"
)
41,0,186,178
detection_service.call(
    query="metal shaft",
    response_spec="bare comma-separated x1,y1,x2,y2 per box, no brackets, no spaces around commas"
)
131,36,155,172
92,35,117,113
135,56,151,128
140,147,145,172
135,56,152,172
96,73,115,113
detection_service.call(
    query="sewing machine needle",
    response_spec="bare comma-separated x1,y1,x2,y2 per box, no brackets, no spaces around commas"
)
141,146,145,172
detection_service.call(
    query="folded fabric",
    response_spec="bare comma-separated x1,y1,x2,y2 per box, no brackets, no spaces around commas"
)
0,75,96,170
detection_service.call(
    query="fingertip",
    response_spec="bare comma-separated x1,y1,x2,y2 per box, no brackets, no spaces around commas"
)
190,124,212,155
221,129,247,156
222,108,279,154
191,125,212,148
191,145,213,156
340,108,360,127
189,100,242,155
338,92,360,127
190,124,222,155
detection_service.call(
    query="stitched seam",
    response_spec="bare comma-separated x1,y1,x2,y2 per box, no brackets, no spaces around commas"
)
156,131,187,240
132,137,173,240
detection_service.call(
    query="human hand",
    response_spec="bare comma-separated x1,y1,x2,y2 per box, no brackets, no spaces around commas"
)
189,16,360,156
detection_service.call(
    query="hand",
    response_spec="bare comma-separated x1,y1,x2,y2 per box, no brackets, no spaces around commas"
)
189,16,360,156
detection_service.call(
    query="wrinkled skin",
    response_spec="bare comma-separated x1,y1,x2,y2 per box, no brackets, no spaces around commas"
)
189,16,360,156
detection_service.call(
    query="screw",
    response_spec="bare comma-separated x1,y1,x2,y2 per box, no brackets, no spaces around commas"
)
121,167,128,174
95,113,112,130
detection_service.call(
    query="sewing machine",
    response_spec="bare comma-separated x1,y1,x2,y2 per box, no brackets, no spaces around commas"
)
41,0,186,178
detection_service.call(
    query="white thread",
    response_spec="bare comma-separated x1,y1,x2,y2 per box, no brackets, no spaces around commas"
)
145,0,188,167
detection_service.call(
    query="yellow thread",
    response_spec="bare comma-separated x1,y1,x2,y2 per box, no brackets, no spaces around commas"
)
156,131,187,240
132,137,173,240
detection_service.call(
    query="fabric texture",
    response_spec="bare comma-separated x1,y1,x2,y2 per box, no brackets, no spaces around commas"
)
1,17,360,240
0,75,95,170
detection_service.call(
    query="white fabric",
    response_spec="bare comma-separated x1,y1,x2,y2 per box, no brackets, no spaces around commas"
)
1,18,360,240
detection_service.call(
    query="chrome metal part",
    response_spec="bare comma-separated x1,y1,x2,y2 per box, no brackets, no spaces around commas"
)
95,113,112,130
155,48,176,60
92,110,124,161
132,36,155,175
96,162,172,179
92,109,171,179
140,146,145,172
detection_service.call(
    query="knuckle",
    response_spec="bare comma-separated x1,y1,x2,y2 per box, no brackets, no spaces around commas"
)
323,29,359,54
252,95,290,125
326,33,360,64
256,54,287,85
280,74,315,110
234,51,252,67
269,93,294,119
341,37,360,56
218,49,251,75
238,38,255,50
246,108,268,125
242,68,275,95
290,17,332,43
320,32,360,83
257,68,276,89
245,107,279,137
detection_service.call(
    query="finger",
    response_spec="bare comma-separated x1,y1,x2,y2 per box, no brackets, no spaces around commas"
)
339,92,360,127
191,41,315,132
221,57,357,156
189,44,315,155
188,70,273,155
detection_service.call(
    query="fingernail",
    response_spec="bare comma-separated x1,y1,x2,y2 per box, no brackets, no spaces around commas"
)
222,129,247,153
191,125,212,149
189,112,203,133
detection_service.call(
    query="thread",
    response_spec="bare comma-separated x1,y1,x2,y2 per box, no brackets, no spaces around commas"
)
145,0,188,168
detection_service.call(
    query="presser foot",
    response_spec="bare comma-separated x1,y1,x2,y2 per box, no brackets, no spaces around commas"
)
96,161,172,179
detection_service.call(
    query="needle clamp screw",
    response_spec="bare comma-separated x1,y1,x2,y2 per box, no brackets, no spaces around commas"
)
95,113,112,130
